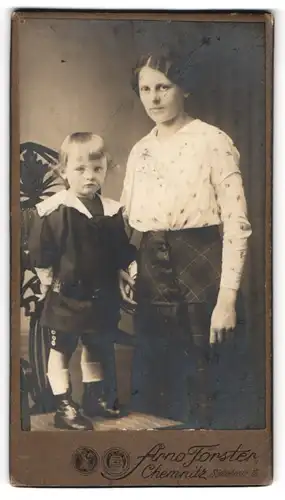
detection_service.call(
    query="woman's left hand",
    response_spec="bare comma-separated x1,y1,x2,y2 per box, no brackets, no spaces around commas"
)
209,288,237,344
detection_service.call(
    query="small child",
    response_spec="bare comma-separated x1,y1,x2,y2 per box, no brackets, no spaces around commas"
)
28,132,136,430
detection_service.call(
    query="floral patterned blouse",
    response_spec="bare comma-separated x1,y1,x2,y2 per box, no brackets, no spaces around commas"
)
120,118,252,291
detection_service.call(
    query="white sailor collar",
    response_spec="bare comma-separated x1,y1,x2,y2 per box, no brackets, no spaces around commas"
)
36,189,122,219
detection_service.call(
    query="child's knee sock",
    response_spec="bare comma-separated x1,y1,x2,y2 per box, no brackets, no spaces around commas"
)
47,348,70,396
80,345,103,383
81,345,120,416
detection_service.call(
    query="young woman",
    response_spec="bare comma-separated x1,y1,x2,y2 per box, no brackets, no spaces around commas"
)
120,50,252,427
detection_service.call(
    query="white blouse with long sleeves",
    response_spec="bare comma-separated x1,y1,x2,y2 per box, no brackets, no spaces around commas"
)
120,118,252,291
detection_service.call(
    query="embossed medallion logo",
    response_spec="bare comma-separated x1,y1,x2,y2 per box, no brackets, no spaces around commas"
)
72,446,99,475
102,447,130,478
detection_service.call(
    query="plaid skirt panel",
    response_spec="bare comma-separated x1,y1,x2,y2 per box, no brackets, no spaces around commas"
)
134,226,223,344
131,226,251,426
135,225,222,305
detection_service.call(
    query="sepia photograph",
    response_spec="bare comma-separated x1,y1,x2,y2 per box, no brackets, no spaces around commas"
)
10,10,272,486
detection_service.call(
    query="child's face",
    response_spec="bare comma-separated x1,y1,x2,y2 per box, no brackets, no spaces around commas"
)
62,142,107,198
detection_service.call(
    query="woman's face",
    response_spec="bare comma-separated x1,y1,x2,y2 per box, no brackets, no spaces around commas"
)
138,65,185,124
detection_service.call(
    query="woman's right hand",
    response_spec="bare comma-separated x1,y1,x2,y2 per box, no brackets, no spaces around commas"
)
35,283,50,302
119,267,137,305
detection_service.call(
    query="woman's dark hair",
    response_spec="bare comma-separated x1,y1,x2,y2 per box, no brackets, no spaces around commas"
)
131,47,191,95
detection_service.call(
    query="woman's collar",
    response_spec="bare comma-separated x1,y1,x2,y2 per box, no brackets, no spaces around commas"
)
150,117,200,140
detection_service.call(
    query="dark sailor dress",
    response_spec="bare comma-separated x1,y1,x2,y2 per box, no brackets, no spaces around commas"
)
28,191,136,406
28,191,136,335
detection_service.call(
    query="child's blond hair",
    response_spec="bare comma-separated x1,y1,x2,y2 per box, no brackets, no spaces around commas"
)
54,132,115,179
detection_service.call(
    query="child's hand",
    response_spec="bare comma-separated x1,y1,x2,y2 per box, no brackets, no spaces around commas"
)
209,288,237,344
35,284,50,302
119,269,137,305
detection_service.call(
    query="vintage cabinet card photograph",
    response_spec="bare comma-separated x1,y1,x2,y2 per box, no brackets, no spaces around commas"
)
10,10,273,486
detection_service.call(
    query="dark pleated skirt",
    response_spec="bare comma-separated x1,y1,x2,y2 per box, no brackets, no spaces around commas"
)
130,226,252,428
